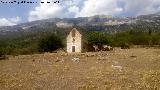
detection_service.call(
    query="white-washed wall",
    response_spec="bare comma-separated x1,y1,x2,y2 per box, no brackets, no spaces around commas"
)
67,29,82,53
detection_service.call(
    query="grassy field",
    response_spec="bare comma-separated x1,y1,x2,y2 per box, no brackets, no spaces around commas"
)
0,48,160,90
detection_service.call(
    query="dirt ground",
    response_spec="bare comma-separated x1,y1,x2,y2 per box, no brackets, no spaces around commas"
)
0,48,160,90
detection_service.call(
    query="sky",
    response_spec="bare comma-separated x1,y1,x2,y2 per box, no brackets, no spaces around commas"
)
0,0,160,26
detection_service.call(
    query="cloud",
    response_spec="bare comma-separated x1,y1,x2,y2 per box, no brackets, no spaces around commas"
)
28,0,122,21
68,6,79,14
0,17,20,26
28,0,160,21
121,0,160,16
28,1,63,21
76,0,123,17
28,0,80,21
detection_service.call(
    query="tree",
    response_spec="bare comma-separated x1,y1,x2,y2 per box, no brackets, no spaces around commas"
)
149,29,152,36
38,34,63,52
86,32,109,46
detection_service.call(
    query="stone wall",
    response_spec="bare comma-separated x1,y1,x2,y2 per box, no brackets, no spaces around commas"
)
67,28,82,53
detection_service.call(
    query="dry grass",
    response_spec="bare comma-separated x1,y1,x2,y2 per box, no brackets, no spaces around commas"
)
0,48,160,90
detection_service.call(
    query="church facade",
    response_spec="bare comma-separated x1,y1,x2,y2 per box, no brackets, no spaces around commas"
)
66,28,82,53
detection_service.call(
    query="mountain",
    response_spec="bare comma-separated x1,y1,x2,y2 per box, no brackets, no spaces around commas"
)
0,15,135,32
0,13,160,38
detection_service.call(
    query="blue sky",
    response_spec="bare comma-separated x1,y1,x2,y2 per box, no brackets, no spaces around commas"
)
0,0,160,26
0,1,37,21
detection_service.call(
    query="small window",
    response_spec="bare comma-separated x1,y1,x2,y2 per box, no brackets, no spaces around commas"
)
72,30,76,37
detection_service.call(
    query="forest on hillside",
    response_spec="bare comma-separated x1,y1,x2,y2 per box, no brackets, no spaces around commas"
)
0,26,160,56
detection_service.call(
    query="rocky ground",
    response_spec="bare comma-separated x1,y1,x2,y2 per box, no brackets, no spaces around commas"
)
0,48,160,90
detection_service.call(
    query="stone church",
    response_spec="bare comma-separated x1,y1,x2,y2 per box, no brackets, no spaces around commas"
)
67,28,82,53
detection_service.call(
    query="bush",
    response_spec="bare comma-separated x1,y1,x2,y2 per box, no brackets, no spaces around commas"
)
152,35,160,45
130,34,152,45
38,34,63,52
84,30,160,48
0,48,7,60
111,32,132,47
0,47,9,56
86,32,109,46
110,30,160,47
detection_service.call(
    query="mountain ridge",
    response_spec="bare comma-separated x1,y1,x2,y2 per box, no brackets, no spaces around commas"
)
0,13,160,37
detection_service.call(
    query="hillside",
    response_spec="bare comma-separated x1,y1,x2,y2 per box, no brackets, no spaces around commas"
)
0,13,160,39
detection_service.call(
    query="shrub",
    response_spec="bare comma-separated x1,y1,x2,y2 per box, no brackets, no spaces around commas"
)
86,32,109,46
0,48,4,57
38,34,63,52
111,32,132,47
0,48,7,60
